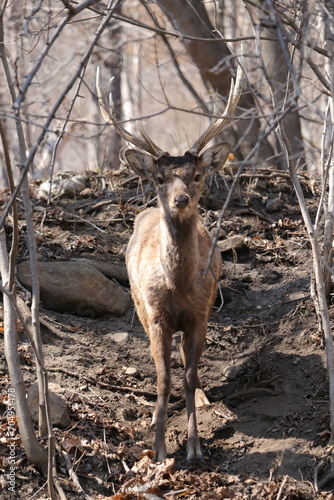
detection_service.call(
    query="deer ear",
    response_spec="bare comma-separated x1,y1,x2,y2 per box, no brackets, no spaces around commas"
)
199,142,231,175
124,150,157,178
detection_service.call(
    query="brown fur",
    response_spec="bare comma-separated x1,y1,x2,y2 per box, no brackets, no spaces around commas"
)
125,147,228,461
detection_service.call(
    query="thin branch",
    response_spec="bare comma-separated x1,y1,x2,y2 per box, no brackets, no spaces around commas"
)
61,448,93,499
139,0,210,113
14,0,100,109
274,98,334,450
243,0,330,57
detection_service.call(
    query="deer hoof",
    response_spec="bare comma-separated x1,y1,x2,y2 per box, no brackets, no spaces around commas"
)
186,453,204,465
195,388,210,407
186,440,203,463
154,448,167,463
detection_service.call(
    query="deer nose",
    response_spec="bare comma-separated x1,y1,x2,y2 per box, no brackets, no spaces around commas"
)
174,195,190,208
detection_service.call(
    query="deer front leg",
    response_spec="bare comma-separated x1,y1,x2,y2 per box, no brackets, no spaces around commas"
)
149,325,172,462
180,335,210,408
182,327,206,462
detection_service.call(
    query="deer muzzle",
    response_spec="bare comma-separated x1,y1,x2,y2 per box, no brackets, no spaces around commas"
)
174,194,190,209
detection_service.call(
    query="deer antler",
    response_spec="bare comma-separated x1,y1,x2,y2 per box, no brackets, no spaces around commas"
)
96,64,243,159
189,64,243,155
96,67,165,159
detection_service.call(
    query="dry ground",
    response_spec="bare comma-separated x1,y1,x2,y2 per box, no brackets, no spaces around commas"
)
1,169,334,499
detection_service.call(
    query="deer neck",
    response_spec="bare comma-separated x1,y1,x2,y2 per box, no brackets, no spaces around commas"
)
159,211,199,289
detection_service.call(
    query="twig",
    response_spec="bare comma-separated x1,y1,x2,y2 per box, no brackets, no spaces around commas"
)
140,0,209,113
14,0,99,110
39,316,67,340
276,475,288,500
53,477,68,500
205,90,297,276
233,208,274,223
61,448,93,500
46,48,95,205
314,446,334,491
227,386,278,402
66,213,108,233
46,365,181,400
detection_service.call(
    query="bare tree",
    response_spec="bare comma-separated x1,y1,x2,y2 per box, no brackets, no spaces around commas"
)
154,0,276,165
245,0,306,170
245,0,334,488
0,1,121,495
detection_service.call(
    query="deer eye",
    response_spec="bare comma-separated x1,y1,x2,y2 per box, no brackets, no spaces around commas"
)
194,174,202,182
156,175,164,185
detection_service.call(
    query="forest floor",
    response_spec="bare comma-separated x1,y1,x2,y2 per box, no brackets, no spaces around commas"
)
1,167,334,499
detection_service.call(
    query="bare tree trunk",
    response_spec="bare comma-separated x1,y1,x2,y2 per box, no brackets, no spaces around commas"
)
0,231,47,473
324,165,334,302
104,23,123,169
158,0,275,164
321,5,334,303
0,2,48,438
252,0,306,170
260,24,306,170
0,113,47,474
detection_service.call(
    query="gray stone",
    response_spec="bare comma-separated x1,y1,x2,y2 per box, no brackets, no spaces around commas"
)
27,381,70,428
72,258,129,286
217,235,245,253
125,366,138,375
38,172,87,200
266,197,282,213
17,260,131,317
223,364,245,380
110,332,129,343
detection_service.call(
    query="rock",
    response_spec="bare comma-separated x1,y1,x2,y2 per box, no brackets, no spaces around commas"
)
217,235,245,253
27,381,70,427
266,197,282,213
255,178,267,190
72,258,129,286
224,261,251,273
17,260,131,317
223,364,245,380
125,366,138,375
110,332,129,343
38,172,87,200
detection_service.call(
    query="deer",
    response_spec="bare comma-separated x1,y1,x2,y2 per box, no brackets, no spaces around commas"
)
96,66,243,462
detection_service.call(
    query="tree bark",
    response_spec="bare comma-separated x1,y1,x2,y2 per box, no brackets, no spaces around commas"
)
158,0,275,164
256,2,306,170
322,8,334,303
103,23,123,170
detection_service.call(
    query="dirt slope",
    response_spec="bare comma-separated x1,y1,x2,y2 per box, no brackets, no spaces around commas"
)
1,170,334,499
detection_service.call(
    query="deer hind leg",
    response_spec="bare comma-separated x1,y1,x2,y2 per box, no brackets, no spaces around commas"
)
181,326,207,462
149,324,172,462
